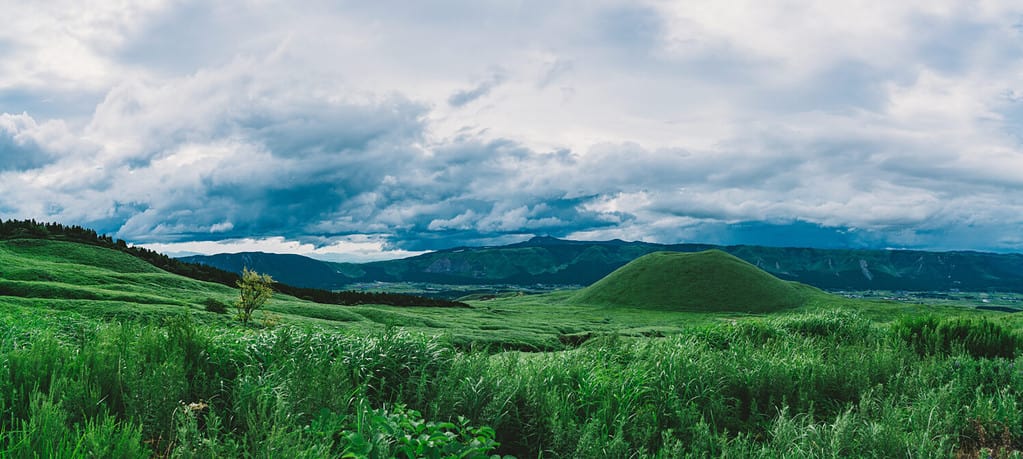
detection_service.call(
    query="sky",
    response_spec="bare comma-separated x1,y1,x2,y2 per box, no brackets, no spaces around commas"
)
2,1,1023,262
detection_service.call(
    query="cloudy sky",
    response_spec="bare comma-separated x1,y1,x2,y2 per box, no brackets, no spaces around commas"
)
2,1,1023,261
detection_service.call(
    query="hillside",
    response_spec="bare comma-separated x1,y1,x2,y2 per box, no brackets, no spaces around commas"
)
0,238,243,319
0,220,466,308
573,250,814,312
181,236,1023,293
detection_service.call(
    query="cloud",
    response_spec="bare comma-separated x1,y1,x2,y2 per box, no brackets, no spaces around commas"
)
0,114,53,171
2,1,1023,257
0,0,171,103
536,55,573,89
447,71,507,107
209,221,234,233
140,235,429,263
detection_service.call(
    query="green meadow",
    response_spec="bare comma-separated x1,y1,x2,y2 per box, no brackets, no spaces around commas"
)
3,238,1023,457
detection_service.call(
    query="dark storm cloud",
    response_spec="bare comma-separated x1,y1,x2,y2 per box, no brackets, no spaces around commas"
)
52,64,618,248
93,105,1023,254
240,98,427,159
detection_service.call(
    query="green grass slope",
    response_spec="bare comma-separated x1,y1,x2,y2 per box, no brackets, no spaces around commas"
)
573,250,816,312
0,239,236,315
0,239,340,324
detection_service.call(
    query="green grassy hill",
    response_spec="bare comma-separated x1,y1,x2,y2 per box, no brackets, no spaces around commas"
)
0,238,412,325
573,250,817,312
0,238,262,321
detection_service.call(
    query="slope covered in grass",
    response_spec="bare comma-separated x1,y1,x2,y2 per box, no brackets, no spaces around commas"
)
0,239,229,305
0,238,384,326
573,250,817,312
0,220,468,308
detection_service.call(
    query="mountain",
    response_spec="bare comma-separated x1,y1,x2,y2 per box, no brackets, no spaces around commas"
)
573,250,816,312
179,252,350,290
179,236,1023,293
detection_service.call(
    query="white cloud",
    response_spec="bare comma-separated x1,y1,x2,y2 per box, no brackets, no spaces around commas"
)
209,221,234,233
140,235,429,263
0,0,170,94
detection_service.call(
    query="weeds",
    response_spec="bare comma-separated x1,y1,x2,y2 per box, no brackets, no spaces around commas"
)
1,309,1023,457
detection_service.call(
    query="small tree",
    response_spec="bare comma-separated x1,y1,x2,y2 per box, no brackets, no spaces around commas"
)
236,267,274,325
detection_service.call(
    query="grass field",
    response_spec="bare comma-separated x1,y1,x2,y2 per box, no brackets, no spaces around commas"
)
3,239,1023,457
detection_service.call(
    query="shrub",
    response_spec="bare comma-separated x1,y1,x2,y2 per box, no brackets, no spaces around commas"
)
333,405,501,459
259,311,281,329
236,268,274,325
203,298,229,314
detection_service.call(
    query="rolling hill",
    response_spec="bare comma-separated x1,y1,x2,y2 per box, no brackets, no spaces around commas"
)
181,236,1023,293
573,250,815,312
0,236,464,327
0,238,246,320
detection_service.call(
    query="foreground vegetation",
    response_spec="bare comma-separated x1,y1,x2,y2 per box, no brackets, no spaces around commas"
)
2,303,1023,457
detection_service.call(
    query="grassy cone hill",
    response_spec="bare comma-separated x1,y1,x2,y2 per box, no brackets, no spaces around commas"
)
573,250,816,313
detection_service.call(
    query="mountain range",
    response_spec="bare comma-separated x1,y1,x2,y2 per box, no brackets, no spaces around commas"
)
178,236,1023,293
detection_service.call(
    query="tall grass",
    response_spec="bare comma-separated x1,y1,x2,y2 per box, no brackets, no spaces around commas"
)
893,315,1021,359
1,308,1022,457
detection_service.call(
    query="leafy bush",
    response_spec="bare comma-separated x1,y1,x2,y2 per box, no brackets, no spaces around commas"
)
893,316,1020,358
327,405,503,459
203,298,229,314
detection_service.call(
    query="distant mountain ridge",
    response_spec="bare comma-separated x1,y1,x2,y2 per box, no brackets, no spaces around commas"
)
179,236,1023,293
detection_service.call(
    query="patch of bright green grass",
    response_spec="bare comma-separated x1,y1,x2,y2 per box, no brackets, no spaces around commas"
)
0,239,161,274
